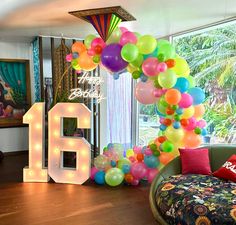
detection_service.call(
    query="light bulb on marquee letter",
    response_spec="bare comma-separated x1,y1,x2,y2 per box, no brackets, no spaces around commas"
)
48,103,91,185
23,103,49,182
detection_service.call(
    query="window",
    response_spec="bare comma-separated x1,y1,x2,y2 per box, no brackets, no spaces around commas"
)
172,20,236,144
137,103,160,145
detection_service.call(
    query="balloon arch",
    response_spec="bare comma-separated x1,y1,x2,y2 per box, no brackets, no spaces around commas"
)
65,26,207,187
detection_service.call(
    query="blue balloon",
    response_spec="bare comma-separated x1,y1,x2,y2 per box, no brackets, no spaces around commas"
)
107,143,114,150
174,77,189,93
201,128,207,136
143,48,158,60
176,108,183,115
72,52,79,59
122,164,131,174
144,155,160,168
160,124,167,131
94,171,105,185
140,73,148,82
113,73,120,80
173,121,181,129
188,87,205,105
111,160,116,167
142,146,147,153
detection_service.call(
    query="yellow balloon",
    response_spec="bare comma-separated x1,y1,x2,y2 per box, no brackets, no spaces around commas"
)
165,126,184,143
181,106,195,119
127,64,138,74
172,57,190,77
126,149,134,158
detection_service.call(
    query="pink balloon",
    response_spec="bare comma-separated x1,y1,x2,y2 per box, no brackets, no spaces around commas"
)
185,117,197,131
135,80,158,104
153,89,163,97
131,179,139,186
156,62,167,73
90,167,99,180
119,31,137,46
142,57,159,76
145,148,153,156
130,162,147,179
159,117,165,124
129,156,136,163
147,168,159,183
197,119,207,128
133,146,142,154
119,27,129,34
91,37,106,49
179,93,193,108
66,54,73,62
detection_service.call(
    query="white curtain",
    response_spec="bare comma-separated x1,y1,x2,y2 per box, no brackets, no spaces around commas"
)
107,72,132,149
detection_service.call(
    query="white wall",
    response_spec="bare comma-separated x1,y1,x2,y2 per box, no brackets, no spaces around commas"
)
0,41,34,152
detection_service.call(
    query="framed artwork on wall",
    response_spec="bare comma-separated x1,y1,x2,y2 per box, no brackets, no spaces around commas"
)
0,59,31,128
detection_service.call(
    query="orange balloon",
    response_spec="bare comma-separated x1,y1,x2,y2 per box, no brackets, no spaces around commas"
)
157,136,167,143
182,131,202,148
137,153,144,162
165,89,181,105
166,107,175,115
154,138,161,147
194,104,205,119
78,51,97,71
72,42,87,54
159,152,175,165
125,173,134,183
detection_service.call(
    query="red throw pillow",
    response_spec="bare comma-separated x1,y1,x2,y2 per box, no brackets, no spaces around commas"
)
179,148,211,175
213,155,236,182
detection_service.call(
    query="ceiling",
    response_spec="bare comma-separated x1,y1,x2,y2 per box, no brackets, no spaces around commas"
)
0,0,235,43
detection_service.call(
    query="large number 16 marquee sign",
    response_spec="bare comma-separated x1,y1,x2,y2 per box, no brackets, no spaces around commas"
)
23,102,91,185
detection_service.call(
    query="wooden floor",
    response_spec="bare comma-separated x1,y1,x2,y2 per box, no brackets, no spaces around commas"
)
0,154,157,225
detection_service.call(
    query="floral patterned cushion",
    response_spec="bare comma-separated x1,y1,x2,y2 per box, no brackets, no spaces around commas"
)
155,174,236,225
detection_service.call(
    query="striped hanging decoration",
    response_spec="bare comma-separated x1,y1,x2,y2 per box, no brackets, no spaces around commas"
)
86,13,122,41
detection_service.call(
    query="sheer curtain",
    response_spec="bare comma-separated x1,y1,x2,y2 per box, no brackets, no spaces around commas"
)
107,72,132,149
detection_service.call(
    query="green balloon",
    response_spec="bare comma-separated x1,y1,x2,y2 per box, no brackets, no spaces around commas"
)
159,96,169,107
137,35,157,55
161,140,174,152
172,105,178,110
153,150,160,157
158,43,175,60
105,168,124,187
154,78,162,88
84,34,96,49
71,59,80,70
194,127,202,134
117,158,131,170
157,39,171,48
132,70,141,79
174,114,180,121
157,53,165,62
187,75,196,88
121,43,139,62
157,99,167,115
93,55,100,63
158,69,177,88
131,54,144,67
150,143,157,151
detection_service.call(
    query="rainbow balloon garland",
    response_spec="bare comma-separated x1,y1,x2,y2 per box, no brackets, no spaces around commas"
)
66,26,207,186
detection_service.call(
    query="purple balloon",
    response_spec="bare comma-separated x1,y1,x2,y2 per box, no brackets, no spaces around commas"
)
101,44,128,72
